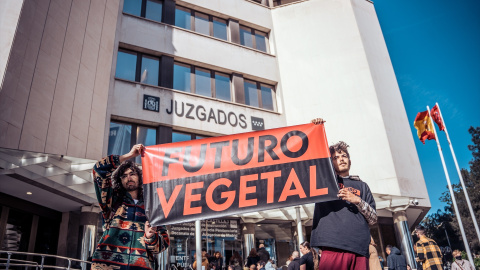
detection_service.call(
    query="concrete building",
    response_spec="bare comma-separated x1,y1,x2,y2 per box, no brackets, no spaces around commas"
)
0,0,429,268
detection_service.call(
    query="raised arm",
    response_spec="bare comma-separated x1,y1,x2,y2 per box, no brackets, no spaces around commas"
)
92,144,145,221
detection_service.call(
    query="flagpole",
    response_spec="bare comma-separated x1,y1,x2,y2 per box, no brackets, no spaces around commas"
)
426,106,474,266
436,102,480,243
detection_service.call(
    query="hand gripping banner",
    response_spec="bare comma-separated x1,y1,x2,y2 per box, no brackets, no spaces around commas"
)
142,123,339,226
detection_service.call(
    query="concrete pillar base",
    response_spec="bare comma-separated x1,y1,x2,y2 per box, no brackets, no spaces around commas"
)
393,211,417,269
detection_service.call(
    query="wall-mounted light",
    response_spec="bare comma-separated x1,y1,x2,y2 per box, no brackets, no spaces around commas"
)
26,192,32,195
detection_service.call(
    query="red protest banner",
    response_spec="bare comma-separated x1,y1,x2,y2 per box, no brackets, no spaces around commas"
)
142,123,339,225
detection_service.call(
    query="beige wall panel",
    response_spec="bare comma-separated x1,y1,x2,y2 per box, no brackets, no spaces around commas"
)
67,0,106,158
351,0,428,201
3,124,22,148
0,0,24,88
0,0,49,149
86,0,120,159
45,0,90,155
19,0,72,152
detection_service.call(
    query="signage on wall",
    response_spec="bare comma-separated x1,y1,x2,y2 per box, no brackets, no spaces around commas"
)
251,116,265,131
143,95,160,112
142,123,338,225
141,95,265,131
169,219,240,239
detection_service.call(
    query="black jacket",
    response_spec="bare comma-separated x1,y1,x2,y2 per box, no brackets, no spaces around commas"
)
246,256,259,267
287,258,300,270
210,257,223,270
311,176,376,257
257,248,270,263
387,247,407,270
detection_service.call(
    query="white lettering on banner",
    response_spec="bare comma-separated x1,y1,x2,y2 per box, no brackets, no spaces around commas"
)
172,256,190,268
169,219,240,239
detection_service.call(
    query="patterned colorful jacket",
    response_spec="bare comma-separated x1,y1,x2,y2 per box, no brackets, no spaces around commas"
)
92,155,169,270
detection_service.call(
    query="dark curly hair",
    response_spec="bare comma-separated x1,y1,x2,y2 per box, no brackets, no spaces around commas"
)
112,160,143,199
329,141,350,158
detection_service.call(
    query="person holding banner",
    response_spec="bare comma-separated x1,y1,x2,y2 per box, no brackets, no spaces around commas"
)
310,118,377,270
91,144,170,270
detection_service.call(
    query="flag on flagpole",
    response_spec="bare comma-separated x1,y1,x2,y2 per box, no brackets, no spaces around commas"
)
431,104,445,131
413,111,436,144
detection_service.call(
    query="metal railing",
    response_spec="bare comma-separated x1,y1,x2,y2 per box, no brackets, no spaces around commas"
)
0,250,92,270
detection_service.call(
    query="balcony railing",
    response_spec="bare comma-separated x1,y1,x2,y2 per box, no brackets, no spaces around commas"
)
0,250,92,270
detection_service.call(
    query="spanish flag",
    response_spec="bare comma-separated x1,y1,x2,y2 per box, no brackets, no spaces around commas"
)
431,105,445,131
414,111,436,144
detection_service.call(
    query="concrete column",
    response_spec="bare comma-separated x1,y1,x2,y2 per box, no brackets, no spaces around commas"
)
162,0,175,25
158,249,169,270
160,55,174,89
228,19,240,44
243,223,255,261
295,207,304,251
393,211,417,269
79,206,101,270
232,73,245,104
196,220,202,270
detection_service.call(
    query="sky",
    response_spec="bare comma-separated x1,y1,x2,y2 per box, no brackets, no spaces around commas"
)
373,0,480,215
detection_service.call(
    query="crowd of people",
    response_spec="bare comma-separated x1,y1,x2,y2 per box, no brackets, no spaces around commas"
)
90,119,477,270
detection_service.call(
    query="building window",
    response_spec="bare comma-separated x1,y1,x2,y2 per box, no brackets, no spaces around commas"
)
195,67,212,97
215,72,231,101
240,25,268,53
115,50,161,86
123,0,163,23
213,18,228,41
242,80,276,111
244,80,259,107
108,121,158,163
173,62,232,101
255,32,268,53
175,6,229,41
123,0,142,17
173,62,192,92
115,50,138,82
145,0,163,22
108,122,133,156
140,55,160,85
172,131,192,143
194,12,210,36
260,84,275,111
172,131,208,142
175,6,192,30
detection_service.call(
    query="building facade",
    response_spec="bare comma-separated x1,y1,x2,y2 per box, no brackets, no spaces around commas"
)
0,0,429,268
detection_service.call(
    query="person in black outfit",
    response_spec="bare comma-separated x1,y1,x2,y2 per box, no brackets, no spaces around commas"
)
287,251,300,270
210,252,223,270
257,244,270,263
299,241,319,270
246,248,260,268
311,119,378,270
386,245,407,270
229,251,242,270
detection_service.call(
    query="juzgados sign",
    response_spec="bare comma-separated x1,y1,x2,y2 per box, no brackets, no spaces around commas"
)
143,95,265,130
